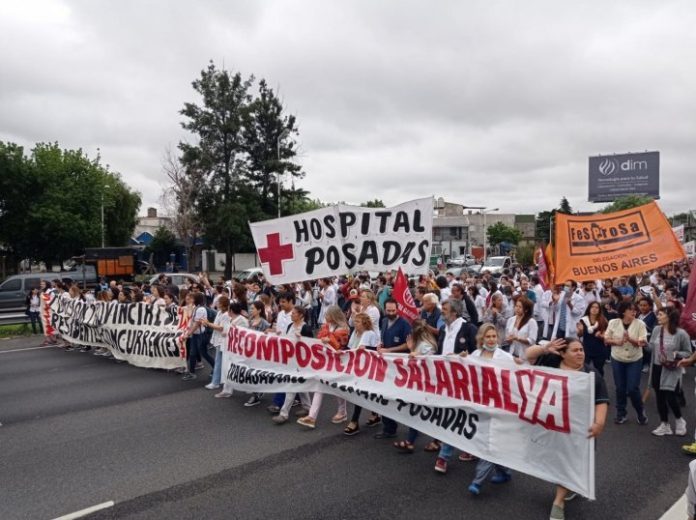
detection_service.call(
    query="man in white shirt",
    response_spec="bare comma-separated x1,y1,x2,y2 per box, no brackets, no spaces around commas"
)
544,280,587,340
275,292,295,334
577,281,601,307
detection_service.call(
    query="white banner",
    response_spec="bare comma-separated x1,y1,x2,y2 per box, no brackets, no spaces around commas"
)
223,327,596,498
685,241,695,259
249,198,433,284
49,297,187,370
673,224,685,243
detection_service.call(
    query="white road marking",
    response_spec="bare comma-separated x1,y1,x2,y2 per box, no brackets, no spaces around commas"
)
0,345,57,354
51,500,115,520
659,494,686,520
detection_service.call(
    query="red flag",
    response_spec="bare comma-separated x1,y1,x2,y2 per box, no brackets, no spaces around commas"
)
393,267,419,323
536,244,549,290
545,243,555,287
681,260,696,339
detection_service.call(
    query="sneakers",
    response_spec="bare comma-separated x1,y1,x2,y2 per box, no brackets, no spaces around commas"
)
638,412,649,426
675,418,688,436
682,442,696,455
458,452,476,462
434,457,448,474
244,395,261,407
272,414,288,425
652,422,673,436
267,405,281,414
550,504,565,520
215,391,232,398
297,416,316,429
204,383,221,390
182,373,197,381
614,416,627,425
195,362,204,370
468,483,481,495
564,492,577,502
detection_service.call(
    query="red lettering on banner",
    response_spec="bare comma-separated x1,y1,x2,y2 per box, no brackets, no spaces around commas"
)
501,370,520,414
393,358,408,387
468,364,481,404
480,366,503,409
421,360,437,393
310,344,326,370
354,349,371,377
532,374,570,433
434,360,454,397
280,338,294,365
450,362,471,401
295,341,311,367
406,359,424,391
368,354,387,382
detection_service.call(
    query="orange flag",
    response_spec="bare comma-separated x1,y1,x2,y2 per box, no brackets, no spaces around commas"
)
554,201,685,283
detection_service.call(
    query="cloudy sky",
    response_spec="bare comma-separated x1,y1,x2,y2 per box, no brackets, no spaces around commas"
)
1,0,695,217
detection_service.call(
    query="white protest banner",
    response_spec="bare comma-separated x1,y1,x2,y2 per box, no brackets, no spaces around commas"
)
222,327,596,498
49,297,187,370
249,198,433,284
673,225,685,243
685,241,695,259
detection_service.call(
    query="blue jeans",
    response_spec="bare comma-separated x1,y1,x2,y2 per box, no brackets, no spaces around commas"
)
438,443,455,461
188,334,215,373
472,459,510,486
611,358,644,418
212,348,222,385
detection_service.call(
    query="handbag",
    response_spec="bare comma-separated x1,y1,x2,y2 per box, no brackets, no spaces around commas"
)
658,328,678,370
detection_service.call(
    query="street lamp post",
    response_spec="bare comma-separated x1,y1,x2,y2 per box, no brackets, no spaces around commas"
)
277,129,290,218
101,185,110,248
461,205,498,263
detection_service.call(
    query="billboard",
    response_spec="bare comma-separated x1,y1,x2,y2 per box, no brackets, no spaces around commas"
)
588,151,659,203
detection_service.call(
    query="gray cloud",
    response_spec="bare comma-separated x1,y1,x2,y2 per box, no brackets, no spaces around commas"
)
1,0,694,218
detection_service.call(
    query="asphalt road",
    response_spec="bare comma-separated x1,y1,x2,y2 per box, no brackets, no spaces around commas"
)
0,335,693,520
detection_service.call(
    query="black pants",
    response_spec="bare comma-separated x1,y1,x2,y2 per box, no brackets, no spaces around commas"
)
587,356,605,378
188,334,215,373
651,364,682,422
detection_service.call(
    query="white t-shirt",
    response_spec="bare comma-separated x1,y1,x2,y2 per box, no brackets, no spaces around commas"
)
192,306,207,335
319,285,337,324
348,329,379,350
442,317,464,355
211,311,231,348
505,316,539,362
276,310,292,335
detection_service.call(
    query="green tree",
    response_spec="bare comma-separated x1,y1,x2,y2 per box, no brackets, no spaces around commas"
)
558,197,572,214
0,142,140,268
242,79,303,216
146,226,177,267
179,62,254,278
600,195,653,214
360,199,386,208
516,244,535,267
487,221,522,246
535,210,554,243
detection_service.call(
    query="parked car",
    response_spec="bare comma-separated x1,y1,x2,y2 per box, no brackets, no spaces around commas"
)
0,266,98,312
480,256,512,276
232,267,264,282
446,255,476,268
445,267,466,279
148,273,200,289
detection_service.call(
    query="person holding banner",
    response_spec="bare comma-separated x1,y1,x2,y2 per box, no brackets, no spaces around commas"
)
201,295,231,392
215,302,249,398
182,292,216,381
526,339,609,520
272,306,314,424
344,312,381,436
466,323,514,495
297,306,350,429
604,301,648,425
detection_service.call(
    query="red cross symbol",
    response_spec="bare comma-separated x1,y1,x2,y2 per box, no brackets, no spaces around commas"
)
258,232,294,276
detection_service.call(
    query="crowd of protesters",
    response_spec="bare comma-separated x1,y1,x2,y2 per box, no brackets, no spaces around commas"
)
32,260,695,520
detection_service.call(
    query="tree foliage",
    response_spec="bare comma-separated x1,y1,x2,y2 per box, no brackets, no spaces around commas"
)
146,226,177,267
558,196,573,214
487,221,522,246
178,61,310,277
516,244,535,267
600,195,653,214
360,199,386,208
0,141,141,268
